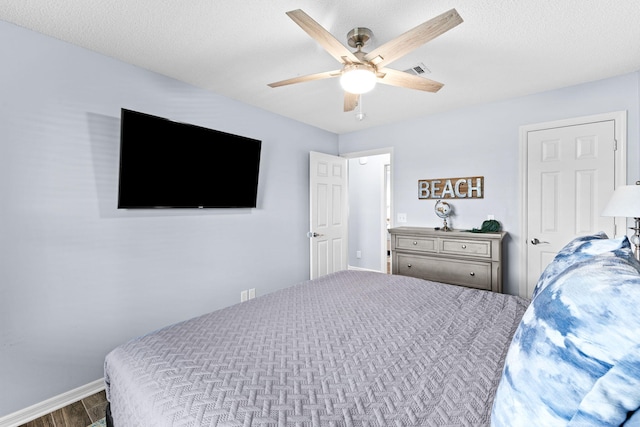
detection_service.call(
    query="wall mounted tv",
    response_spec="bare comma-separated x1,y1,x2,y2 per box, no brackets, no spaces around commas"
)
118,109,261,209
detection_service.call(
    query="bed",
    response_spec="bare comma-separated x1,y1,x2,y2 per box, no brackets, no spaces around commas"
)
104,270,527,426
104,234,640,426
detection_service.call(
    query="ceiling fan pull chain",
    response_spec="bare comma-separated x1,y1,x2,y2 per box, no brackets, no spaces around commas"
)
356,95,366,121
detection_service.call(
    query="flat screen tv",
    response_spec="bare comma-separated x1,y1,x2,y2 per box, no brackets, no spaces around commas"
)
118,109,261,209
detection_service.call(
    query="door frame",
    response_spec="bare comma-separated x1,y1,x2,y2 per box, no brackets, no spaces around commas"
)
340,147,394,273
518,111,627,298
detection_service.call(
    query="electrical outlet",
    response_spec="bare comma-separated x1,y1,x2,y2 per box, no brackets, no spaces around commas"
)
248,288,256,299
397,213,407,223
240,290,248,302
487,214,495,220
356,250,362,259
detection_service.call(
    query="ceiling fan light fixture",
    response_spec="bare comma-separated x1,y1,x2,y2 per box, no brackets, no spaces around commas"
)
340,64,377,94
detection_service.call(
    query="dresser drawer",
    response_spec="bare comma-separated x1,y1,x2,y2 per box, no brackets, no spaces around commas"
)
396,254,492,291
395,236,437,252
440,238,491,258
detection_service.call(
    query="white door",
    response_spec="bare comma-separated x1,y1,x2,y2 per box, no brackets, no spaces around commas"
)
309,151,348,279
525,119,618,297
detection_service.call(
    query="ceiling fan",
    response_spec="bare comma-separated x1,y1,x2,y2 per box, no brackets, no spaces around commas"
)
268,8,463,112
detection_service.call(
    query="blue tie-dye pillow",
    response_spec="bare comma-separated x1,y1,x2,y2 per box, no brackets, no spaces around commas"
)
530,232,628,300
492,236,640,426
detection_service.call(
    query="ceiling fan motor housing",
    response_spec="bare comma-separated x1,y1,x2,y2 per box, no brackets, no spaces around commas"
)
342,62,376,75
347,27,373,49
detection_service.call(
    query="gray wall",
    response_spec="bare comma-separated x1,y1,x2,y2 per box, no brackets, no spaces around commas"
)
0,20,338,416
339,71,640,296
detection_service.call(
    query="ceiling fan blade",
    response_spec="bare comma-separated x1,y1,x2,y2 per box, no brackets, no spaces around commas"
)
377,68,444,92
344,92,359,112
364,9,462,68
268,70,341,88
286,9,361,64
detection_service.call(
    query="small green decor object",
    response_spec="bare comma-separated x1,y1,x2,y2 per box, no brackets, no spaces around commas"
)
87,419,107,427
468,219,501,233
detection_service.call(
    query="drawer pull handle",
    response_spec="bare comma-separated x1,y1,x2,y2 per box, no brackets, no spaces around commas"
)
461,244,467,249
407,264,412,268
412,241,418,245
469,272,475,276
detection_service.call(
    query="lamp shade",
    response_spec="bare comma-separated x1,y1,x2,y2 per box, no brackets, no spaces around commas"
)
602,183,640,217
340,64,377,94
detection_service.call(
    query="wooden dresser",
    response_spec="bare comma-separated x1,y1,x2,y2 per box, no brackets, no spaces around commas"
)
389,226,506,293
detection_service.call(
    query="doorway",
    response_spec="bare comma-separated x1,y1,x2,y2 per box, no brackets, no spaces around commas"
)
344,149,393,273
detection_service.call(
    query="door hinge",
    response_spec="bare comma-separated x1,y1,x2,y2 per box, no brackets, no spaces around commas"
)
614,139,618,151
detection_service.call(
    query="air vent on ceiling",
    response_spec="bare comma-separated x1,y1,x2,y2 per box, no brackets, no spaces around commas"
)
403,62,431,76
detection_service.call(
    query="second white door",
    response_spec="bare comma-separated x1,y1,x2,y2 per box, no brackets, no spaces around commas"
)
525,118,619,297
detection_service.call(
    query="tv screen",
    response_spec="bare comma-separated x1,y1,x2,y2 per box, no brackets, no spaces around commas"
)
118,109,261,209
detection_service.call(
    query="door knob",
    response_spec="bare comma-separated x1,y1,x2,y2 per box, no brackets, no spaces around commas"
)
307,232,324,238
531,238,549,245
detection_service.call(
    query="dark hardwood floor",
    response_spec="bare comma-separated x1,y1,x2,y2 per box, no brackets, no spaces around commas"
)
19,390,107,427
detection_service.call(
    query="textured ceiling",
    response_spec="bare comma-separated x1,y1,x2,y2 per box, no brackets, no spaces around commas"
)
2,1,639,134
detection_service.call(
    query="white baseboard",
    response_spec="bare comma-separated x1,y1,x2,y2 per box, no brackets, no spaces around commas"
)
0,378,105,427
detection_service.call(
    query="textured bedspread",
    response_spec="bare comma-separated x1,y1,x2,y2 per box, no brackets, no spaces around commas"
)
104,271,528,426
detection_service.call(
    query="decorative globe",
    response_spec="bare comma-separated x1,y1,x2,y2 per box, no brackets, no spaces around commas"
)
434,200,452,218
